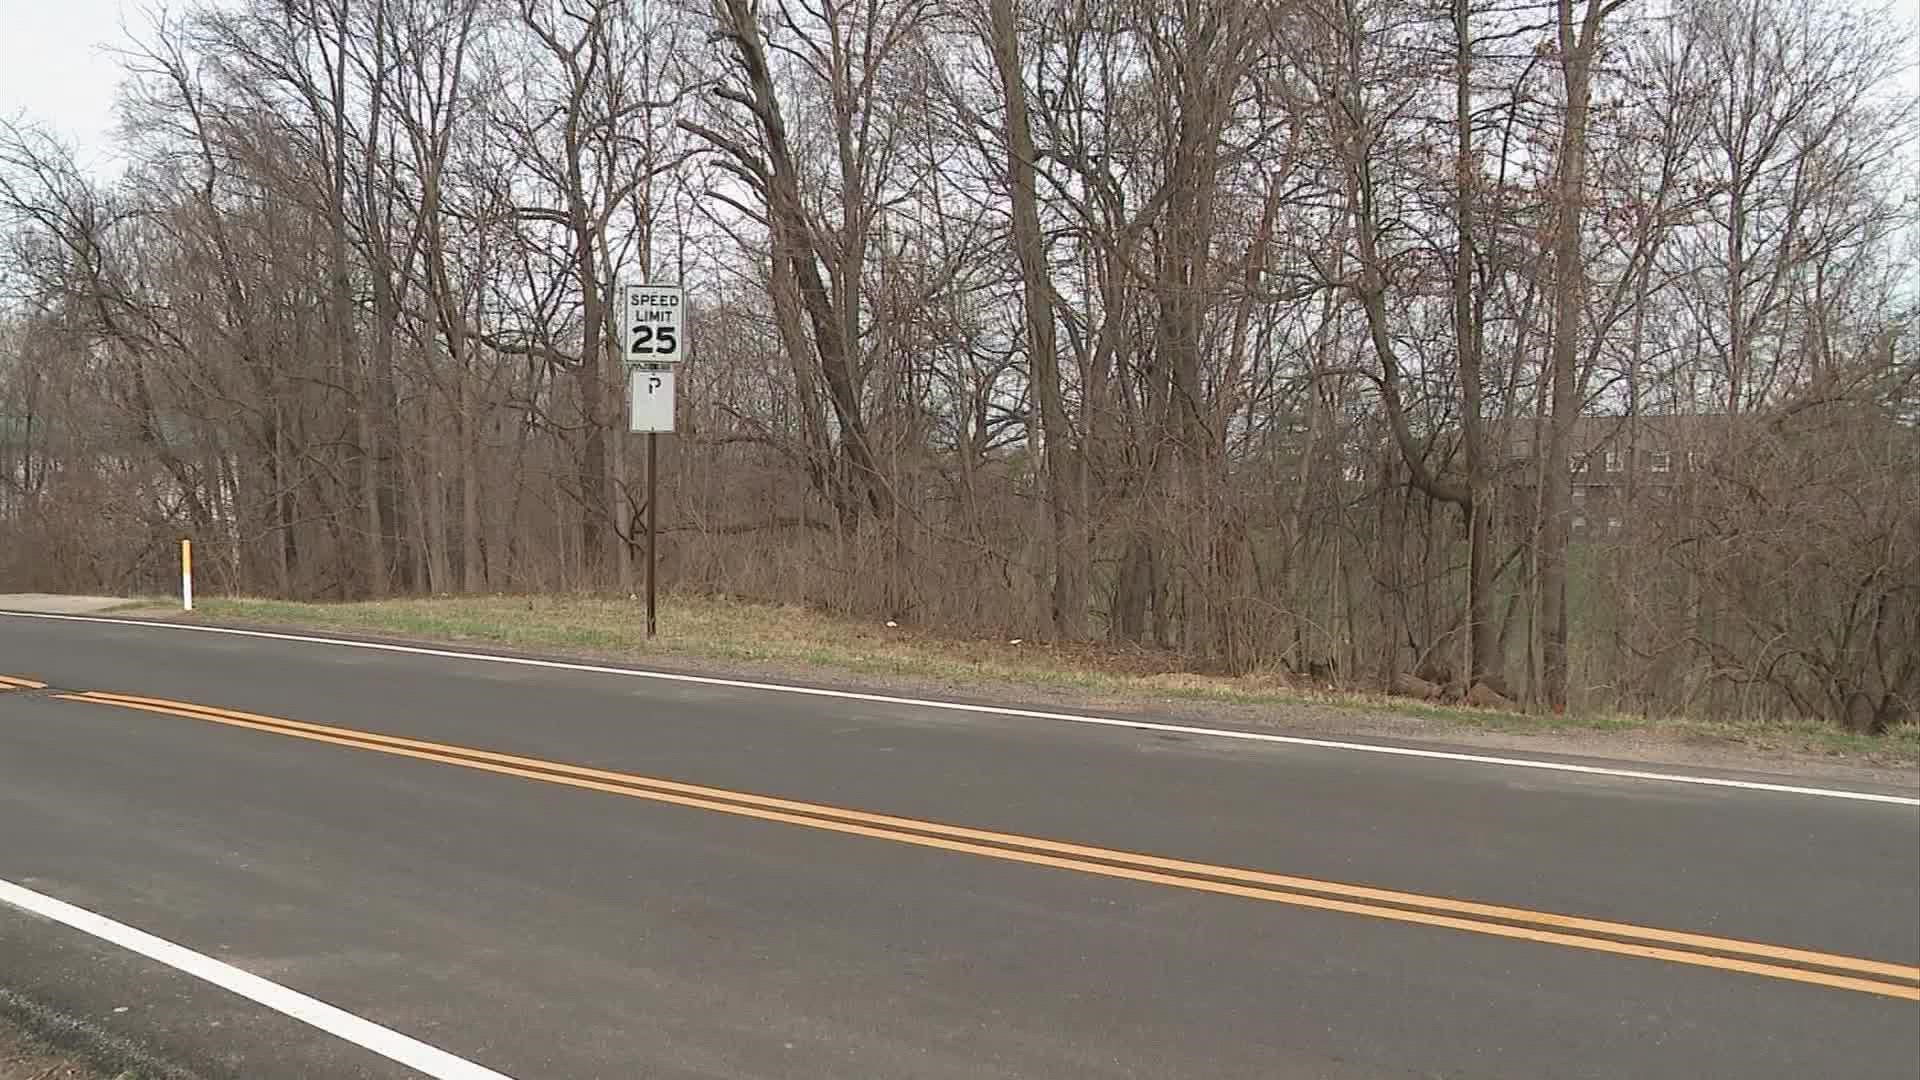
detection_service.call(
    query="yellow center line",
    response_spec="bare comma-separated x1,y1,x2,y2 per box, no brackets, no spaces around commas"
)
69,691,1920,982
49,689,1920,1002
0,675,48,690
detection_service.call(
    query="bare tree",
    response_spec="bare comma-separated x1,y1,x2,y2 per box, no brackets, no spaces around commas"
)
3,0,1914,734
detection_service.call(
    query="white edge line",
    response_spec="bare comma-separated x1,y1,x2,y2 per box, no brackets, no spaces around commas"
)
0,877,515,1080
4,610,1917,809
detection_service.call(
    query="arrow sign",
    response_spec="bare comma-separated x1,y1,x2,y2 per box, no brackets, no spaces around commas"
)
628,365,674,433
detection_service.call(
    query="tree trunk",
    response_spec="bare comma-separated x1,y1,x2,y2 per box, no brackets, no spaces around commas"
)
987,0,1086,639
1454,0,1500,689
461,377,484,592
1540,0,1605,711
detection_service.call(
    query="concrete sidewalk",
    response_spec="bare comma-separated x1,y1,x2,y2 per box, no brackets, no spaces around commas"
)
0,595,130,615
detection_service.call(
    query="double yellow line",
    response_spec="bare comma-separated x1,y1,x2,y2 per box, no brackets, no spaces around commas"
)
44,687,1920,1001
0,675,48,690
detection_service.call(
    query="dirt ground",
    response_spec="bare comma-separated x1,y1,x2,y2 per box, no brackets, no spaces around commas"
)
0,1022,99,1080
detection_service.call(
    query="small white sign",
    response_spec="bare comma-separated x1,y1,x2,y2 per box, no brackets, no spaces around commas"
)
621,282,684,365
629,365,675,433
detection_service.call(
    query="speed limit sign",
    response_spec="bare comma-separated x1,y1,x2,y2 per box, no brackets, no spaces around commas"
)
621,283,684,365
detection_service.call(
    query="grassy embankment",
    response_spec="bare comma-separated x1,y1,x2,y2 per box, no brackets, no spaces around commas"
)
143,594,1920,766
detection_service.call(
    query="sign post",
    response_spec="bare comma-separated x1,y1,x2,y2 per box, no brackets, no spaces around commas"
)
620,283,685,638
646,432,659,638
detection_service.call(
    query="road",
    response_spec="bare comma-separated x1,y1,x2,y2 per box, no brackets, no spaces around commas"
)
1,612,1916,1079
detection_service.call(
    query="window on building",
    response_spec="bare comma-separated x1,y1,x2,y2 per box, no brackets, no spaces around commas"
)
1572,516,1587,531
1572,487,1586,504
1651,450,1672,473
1605,448,1623,472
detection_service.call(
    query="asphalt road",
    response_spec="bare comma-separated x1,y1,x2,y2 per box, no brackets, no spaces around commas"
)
2,613,1916,1079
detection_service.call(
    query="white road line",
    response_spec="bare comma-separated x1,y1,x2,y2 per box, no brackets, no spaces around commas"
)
0,878,516,1080
4,611,1917,808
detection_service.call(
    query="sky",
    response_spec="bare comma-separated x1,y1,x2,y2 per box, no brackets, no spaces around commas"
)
0,0,135,171
3,0,1917,190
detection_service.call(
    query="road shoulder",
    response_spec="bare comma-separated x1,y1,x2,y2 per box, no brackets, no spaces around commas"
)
0,898,417,1080
0,596,131,616
0,982,200,1080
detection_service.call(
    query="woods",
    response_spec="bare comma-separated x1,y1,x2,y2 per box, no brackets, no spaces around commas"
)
2,0,1915,730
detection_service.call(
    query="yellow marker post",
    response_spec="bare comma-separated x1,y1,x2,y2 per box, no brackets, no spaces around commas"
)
181,538,193,612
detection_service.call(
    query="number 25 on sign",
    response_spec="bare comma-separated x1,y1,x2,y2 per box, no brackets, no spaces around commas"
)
622,283,683,363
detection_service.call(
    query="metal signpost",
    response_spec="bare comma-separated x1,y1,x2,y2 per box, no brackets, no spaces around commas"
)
621,282,684,637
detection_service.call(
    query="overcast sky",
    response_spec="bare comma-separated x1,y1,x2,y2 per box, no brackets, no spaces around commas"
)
0,0,133,170
3,0,1917,183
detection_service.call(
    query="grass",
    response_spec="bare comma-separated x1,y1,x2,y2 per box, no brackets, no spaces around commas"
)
171,593,1920,767
103,599,167,614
